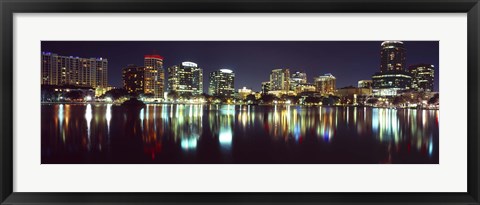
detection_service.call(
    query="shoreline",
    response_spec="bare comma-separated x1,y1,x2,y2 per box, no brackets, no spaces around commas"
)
40,102,439,110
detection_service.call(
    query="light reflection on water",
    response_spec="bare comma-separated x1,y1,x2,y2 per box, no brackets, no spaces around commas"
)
42,104,439,164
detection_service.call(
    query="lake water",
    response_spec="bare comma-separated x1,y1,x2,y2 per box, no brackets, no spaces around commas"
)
41,104,439,164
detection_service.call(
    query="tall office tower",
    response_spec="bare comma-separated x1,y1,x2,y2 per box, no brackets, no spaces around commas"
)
122,64,145,95
314,73,336,95
372,41,412,96
167,61,203,95
41,52,108,88
144,54,165,98
208,69,235,97
409,64,435,92
269,68,290,92
380,41,406,72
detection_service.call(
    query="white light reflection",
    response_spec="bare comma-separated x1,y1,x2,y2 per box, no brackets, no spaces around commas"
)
85,104,92,145
106,104,112,136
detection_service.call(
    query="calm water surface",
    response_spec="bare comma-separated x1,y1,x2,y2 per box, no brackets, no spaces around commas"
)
41,104,439,164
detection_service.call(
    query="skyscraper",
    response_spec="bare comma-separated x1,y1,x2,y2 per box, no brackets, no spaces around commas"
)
167,62,203,96
314,73,336,95
144,54,165,98
208,69,235,97
372,41,412,96
270,68,290,92
122,64,145,95
409,64,435,92
41,52,108,88
380,41,406,72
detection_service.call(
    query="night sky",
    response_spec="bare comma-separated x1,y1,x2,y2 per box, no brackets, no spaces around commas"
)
41,41,439,92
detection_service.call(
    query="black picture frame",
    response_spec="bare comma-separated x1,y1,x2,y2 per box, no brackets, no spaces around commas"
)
1,0,479,204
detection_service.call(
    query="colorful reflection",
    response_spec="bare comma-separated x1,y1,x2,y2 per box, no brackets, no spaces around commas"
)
42,104,439,164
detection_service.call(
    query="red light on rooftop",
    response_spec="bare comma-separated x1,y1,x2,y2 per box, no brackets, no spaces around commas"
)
144,54,164,60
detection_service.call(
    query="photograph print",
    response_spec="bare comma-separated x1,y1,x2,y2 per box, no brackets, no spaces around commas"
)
41,41,439,164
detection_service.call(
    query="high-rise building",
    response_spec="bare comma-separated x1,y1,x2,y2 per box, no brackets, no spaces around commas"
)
358,80,373,88
409,64,435,92
144,54,165,98
208,69,235,97
270,68,290,92
380,41,406,72
122,64,145,95
290,71,307,91
372,41,412,96
167,61,203,95
41,52,108,88
261,81,271,95
314,73,336,95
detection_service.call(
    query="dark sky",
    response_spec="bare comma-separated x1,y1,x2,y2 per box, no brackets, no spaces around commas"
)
41,41,439,92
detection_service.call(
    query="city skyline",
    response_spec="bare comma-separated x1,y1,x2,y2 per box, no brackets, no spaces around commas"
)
41,41,440,92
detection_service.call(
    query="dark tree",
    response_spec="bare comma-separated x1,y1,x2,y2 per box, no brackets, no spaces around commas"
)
104,88,130,100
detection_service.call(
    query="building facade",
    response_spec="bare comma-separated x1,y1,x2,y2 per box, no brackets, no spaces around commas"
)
269,69,290,92
358,80,373,88
208,69,235,97
144,54,165,98
261,81,271,95
122,64,145,95
380,41,406,72
167,61,203,96
373,41,412,96
314,73,336,95
290,71,307,91
409,64,435,92
41,52,108,88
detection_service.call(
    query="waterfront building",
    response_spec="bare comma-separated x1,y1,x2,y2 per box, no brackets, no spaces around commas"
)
314,73,336,95
41,52,108,89
208,69,235,97
372,41,412,96
409,64,435,92
122,64,145,95
336,86,373,105
270,68,290,92
290,71,307,91
167,61,203,96
380,41,406,72
237,87,254,100
144,54,165,98
358,80,373,88
261,81,271,95
295,83,317,94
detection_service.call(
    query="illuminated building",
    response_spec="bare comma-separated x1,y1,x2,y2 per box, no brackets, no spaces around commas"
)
295,83,316,94
144,54,165,98
372,41,411,96
208,69,235,97
290,71,307,91
358,80,373,88
336,86,372,105
237,87,253,100
270,69,290,92
41,52,108,89
167,61,203,95
380,41,406,72
409,64,435,91
261,81,271,94
314,73,336,95
122,64,145,95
